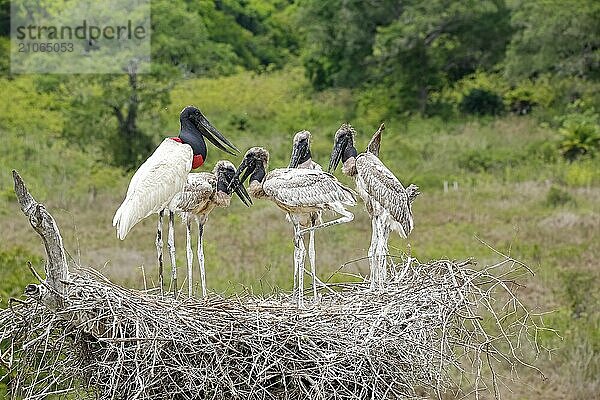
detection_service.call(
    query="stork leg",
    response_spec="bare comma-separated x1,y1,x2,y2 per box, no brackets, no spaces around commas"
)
308,227,318,301
167,211,177,295
197,220,207,299
292,218,305,307
185,219,193,297
298,232,306,308
297,206,354,236
376,221,390,288
296,207,355,304
156,210,164,293
368,215,379,290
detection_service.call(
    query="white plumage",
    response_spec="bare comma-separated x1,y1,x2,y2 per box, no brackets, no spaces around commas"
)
113,138,192,240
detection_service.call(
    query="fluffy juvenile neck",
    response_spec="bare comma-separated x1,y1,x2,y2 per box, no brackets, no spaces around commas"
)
213,191,231,207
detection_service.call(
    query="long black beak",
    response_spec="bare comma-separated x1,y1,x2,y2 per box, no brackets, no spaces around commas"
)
232,177,252,206
235,158,255,186
228,159,254,205
289,140,309,168
328,138,345,172
222,169,252,207
197,115,239,156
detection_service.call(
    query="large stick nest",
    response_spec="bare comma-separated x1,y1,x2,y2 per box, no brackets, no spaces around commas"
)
0,256,549,400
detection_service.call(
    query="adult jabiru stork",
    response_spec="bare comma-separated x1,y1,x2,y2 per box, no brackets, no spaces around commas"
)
329,123,419,289
113,106,239,293
231,147,356,307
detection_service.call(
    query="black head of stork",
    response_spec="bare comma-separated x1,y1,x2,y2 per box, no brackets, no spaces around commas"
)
179,106,239,158
214,160,252,207
288,130,312,168
328,123,357,172
228,147,269,202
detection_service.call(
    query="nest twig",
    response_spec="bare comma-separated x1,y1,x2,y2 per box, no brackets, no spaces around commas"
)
0,255,551,400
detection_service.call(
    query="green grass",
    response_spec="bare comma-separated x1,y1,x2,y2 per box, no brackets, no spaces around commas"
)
0,69,599,399
0,247,42,305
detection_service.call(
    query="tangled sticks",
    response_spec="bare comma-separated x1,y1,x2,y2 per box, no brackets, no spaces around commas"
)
0,171,551,399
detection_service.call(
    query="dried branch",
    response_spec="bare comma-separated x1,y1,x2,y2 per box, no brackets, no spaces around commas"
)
12,170,69,308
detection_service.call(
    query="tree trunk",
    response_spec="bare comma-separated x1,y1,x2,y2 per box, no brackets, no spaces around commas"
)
111,66,142,169
418,85,428,116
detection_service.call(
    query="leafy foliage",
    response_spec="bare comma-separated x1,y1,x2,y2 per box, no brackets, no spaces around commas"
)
545,186,575,207
297,0,400,89
0,247,42,303
459,88,504,116
299,0,512,115
373,0,511,114
0,0,300,169
505,0,600,81
557,109,600,162
504,76,556,115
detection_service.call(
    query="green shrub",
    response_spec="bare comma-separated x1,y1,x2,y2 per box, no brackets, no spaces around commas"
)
458,151,496,172
458,148,523,173
229,113,250,131
424,98,455,120
557,108,600,161
564,160,600,187
505,87,536,115
561,270,599,318
504,76,556,115
459,88,504,116
527,139,559,163
556,100,600,162
0,247,42,304
355,84,398,126
545,185,575,207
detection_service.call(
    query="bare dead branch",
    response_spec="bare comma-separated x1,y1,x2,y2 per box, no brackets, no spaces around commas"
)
12,170,69,308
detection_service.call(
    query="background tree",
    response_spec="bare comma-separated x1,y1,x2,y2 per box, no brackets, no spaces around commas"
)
61,0,229,169
505,0,600,81
371,0,511,114
297,0,403,89
61,0,298,169
298,0,512,115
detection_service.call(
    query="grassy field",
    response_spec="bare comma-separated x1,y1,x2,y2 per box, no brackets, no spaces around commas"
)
1,68,599,399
